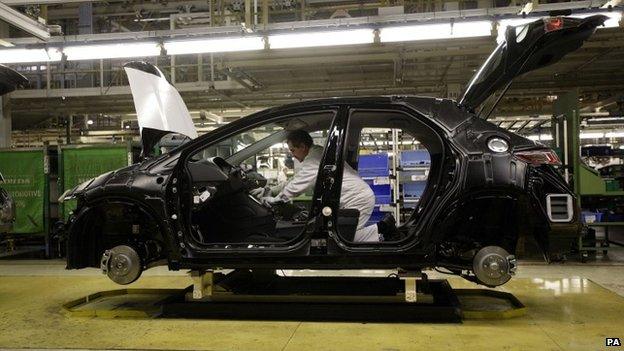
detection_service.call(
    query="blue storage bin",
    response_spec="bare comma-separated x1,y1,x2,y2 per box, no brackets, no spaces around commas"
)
606,213,624,222
400,150,431,167
358,153,389,177
403,181,426,199
364,179,392,205
581,211,603,223
366,209,386,226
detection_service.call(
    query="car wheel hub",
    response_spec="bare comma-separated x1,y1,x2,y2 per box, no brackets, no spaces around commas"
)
101,245,142,285
472,246,516,287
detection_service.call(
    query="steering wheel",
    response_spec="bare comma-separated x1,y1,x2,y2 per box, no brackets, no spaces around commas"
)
212,157,268,190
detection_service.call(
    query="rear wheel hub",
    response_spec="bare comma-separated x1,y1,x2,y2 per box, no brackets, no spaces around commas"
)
472,246,517,287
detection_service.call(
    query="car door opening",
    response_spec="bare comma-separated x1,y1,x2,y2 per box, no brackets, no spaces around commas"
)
182,111,336,247
335,109,446,245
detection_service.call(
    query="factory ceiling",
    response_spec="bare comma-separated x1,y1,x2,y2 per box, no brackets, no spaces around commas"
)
1,0,623,130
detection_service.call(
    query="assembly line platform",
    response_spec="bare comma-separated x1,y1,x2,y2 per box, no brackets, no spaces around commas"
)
2,262,624,350
62,270,525,322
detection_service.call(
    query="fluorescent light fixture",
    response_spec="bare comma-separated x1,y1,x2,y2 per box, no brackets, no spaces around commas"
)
0,48,61,63
589,116,624,122
605,131,624,138
164,37,264,55
380,20,492,43
528,134,553,141
269,28,374,49
63,42,160,61
571,11,622,28
580,132,604,139
271,142,288,149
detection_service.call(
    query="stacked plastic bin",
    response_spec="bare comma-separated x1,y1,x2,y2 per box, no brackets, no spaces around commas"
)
399,150,431,209
357,153,392,225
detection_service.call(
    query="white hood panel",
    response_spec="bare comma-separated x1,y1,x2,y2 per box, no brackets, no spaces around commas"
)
124,64,198,140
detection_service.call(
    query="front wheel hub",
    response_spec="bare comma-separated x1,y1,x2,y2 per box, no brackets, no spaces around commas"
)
472,246,516,287
101,245,143,285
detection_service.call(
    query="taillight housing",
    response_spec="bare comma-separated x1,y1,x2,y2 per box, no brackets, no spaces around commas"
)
544,17,564,32
514,149,562,166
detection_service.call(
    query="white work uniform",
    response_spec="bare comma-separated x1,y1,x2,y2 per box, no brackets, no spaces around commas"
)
277,145,380,242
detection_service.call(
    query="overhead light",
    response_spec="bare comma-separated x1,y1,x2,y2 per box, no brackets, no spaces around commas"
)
0,48,61,63
588,116,624,122
380,20,492,43
87,120,94,125
269,28,374,49
164,37,264,55
605,131,624,138
527,134,554,141
580,132,604,139
63,42,161,61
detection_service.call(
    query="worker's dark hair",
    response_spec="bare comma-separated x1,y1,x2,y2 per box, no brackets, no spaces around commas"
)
286,129,313,148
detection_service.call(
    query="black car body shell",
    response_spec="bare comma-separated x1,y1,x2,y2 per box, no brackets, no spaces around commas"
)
65,96,578,271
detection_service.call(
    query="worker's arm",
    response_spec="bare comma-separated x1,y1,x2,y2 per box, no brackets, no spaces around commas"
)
277,159,319,200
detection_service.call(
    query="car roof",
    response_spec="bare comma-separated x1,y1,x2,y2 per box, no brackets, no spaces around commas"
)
264,95,452,110
241,95,467,132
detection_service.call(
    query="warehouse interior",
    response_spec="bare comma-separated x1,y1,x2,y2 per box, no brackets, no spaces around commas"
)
0,0,624,349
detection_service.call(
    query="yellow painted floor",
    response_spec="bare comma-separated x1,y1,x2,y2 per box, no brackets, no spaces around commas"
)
0,271,623,350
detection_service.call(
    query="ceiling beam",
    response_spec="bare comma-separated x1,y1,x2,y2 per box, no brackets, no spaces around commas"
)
0,2,50,40
1,0,102,4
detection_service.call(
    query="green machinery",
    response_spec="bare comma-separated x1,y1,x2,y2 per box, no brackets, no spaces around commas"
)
0,148,51,256
553,91,624,197
0,143,133,258
553,90,624,259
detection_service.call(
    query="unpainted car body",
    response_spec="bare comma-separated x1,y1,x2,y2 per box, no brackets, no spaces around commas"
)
61,15,606,287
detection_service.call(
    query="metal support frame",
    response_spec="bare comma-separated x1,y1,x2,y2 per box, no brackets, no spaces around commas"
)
170,16,176,84
0,2,51,40
0,96,10,149
42,144,50,258
4,0,613,46
184,269,438,305
262,0,269,28
554,92,579,187
398,270,423,303
391,128,401,226
189,270,215,300
244,0,252,26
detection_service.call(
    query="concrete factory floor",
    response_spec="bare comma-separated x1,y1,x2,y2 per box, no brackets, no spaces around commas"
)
0,260,623,351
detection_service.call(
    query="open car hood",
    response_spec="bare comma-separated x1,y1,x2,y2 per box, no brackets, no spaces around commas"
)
459,15,607,117
0,64,28,96
124,61,198,157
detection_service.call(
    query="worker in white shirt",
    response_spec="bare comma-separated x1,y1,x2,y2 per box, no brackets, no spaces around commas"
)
251,130,397,242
